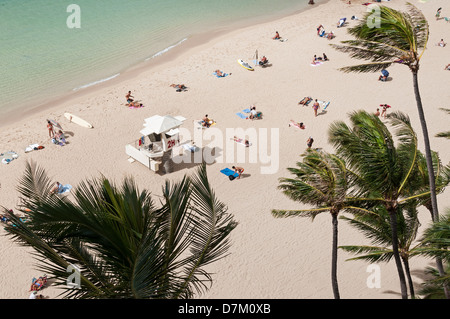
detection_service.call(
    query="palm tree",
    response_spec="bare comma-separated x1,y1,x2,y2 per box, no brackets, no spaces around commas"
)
330,3,440,225
3,161,237,299
339,204,422,298
272,150,373,299
328,110,435,299
417,209,450,298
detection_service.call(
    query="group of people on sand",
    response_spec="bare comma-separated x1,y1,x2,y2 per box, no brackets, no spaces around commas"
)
316,24,334,40
312,53,328,65
125,91,144,108
202,114,214,128
47,120,66,146
375,104,391,119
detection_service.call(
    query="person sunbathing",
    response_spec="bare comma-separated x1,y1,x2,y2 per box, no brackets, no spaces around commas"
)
127,101,144,107
233,136,250,147
30,275,47,291
317,25,323,35
259,56,269,66
214,70,225,77
50,182,63,195
298,97,312,105
249,106,258,120
327,31,334,40
55,130,66,145
438,39,446,47
170,83,187,91
202,114,213,127
232,166,244,179
272,31,281,40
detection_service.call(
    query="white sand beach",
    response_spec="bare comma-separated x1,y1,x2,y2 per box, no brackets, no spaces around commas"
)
0,0,449,299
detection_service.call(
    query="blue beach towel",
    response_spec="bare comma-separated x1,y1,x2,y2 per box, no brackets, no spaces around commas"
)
242,108,251,113
220,168,239,178
236,112,247,119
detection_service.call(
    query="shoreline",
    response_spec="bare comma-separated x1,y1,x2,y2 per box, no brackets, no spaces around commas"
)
0,0,327,130
1,0,449,299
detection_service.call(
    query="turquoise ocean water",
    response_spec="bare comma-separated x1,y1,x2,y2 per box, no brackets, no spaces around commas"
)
0,0,319,121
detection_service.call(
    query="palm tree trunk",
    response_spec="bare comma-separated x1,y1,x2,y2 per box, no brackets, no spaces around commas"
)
331,213,340,299
388,208,408,299
411,72,439,221
401,257,415,299
412,72,450,299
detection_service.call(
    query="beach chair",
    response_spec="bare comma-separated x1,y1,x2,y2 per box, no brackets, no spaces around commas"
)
445,17,450,23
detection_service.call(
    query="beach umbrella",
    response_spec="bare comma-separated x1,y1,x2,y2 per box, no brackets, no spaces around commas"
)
381,69,389,77
47,119,63,130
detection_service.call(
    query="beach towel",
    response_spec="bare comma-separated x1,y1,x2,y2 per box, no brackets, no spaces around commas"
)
58,184,72,194
220,168,239,178
236,112,247,119
195,120,216,129
24,144,44,153
311,62,323,66
318,100,330,109
182,143,199,153
213,71,229,78
0,151,19,164
242,108,251,113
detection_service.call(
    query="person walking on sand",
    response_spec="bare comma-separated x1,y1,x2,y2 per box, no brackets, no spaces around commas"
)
313,99,320,117
436,7,442,20
47,120,54,138
232,166,244,179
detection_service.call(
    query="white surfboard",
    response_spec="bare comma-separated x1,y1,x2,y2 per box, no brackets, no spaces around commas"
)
64,113,93,128
238,59,254,71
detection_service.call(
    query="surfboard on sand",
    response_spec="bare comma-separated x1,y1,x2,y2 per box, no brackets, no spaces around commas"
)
237,59,254,71
64,113,93,128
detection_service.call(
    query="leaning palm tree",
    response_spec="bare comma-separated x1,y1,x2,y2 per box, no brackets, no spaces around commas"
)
272,150,373,299
340,204,422,298
328,110,434,299
330,3,440,225
3,161,237,299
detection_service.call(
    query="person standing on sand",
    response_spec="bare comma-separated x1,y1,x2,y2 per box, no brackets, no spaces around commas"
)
374,108,380,117
47,120,54,138
307,137,314,149
313,99,320,117
436,7,442,20
380,104,391,119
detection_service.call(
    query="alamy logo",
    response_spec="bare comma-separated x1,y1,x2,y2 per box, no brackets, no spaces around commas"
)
66,4,81,29
67,264,81,289
366,4,381,29
366,264,381,289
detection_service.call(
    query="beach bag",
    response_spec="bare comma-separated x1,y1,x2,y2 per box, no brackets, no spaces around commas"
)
229,175,236,181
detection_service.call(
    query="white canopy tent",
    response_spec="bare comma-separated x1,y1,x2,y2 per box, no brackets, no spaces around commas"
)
140,115,186,135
